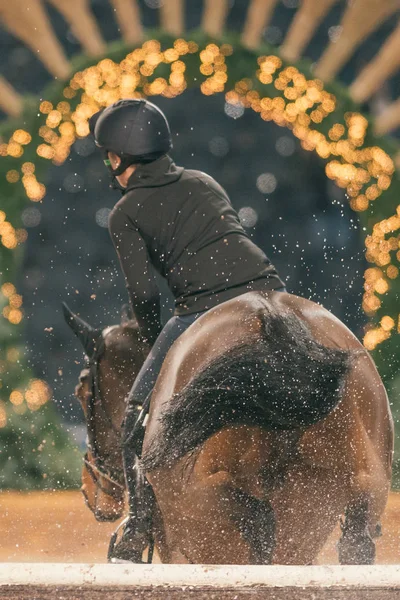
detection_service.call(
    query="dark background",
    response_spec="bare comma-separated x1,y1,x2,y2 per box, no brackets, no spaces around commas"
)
1,0,398,424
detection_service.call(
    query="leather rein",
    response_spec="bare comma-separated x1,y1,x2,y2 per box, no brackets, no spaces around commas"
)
83,336,125,501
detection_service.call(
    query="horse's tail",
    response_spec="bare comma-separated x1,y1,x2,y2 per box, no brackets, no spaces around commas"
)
141,305,354,472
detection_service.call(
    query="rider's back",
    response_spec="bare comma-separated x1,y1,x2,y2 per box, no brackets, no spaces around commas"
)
110,155,284,314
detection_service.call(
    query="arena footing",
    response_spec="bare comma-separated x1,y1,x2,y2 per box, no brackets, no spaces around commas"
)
1,563,400,599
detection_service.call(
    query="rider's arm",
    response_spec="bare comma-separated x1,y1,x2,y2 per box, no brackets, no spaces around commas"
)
108,206,162,345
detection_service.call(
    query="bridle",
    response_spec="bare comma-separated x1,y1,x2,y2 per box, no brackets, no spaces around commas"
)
82,333,125,502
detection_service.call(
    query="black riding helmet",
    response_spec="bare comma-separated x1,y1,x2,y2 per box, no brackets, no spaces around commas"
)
88,99,172,178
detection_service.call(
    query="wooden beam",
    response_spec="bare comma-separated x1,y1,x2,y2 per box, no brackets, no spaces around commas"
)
241,0,279,50
0,0,70,79
2,563,400,595
351,23,400,104
280,0,337,63
0,76,23,117
109,0,143,45
202,0,229,39
160,0,184,36
46,0,105,57
374,97,400,135
315,0,400,82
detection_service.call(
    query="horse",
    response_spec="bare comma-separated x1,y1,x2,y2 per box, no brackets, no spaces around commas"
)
63,289,393,564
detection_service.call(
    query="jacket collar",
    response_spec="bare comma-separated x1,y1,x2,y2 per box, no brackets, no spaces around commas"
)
125,155,183,191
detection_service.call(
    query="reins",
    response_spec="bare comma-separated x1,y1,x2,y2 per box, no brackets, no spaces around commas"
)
84,337,125,496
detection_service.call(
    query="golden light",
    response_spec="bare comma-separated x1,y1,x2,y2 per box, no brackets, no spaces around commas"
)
350,195,369,212
37,144,56,160
12,130,32,145
364,327,390,351
374,278,389,294
381,316,395,331
7,141,23,158
6,347,20,362
0,402,7,428
22,173,46,202
387,265,399,279
1,282,15,297
9,294,22,308
56,101,71,114
16,229,28,244
46,110,62,128
63,87,76,99
6,170,20,183
25,379,52,411
39,101,53,114
0,39,398,357
21,162,35,174
8,309,23,324
9,390,24,406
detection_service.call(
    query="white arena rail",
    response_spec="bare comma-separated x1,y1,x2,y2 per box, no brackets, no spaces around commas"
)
1,563,400,599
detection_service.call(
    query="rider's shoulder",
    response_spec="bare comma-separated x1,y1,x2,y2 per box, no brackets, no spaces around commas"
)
108,202,128,231
180,169,228,197
182,168,216,184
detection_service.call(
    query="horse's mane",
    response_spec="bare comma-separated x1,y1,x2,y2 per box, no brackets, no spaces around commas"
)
141,306,356,472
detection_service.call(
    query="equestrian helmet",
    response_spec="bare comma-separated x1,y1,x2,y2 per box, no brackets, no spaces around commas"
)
89,99,172,175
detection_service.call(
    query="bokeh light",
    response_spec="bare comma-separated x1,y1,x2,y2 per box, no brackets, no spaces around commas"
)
276,136,296,157
22,207,41,228
0,37,398,361
238,207,258,228
257,173,277,194
224,102,245,119
209,136,230,157
95,207,111,228
63,173,85,193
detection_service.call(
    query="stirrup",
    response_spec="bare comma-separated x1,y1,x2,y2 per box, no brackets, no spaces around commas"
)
108,515,154,564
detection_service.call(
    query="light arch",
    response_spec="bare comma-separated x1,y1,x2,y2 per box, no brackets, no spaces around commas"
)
0,31,399,413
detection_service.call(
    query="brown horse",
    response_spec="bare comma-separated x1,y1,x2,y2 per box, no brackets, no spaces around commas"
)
64,290,393,564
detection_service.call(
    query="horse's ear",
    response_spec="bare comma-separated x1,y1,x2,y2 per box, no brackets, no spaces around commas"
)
121,303,133,324
62,302,103,359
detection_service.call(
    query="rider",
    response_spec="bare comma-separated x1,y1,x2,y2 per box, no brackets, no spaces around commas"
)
89,98,286,561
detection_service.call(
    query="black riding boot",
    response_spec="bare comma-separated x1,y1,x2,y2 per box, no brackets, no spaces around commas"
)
108,401,154,563
109,456,154,562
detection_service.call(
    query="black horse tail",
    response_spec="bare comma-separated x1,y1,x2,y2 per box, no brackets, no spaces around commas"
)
141,306,355,472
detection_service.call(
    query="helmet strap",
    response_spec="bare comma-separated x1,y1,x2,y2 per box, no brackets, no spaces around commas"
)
103,153,135,176
102,151,165,193
110,176,126,194
103,152,136,193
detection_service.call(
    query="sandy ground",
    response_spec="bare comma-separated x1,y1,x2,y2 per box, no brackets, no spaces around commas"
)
0,490,399,564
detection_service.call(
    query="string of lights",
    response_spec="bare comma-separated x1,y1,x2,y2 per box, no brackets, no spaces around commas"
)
0,35,399,425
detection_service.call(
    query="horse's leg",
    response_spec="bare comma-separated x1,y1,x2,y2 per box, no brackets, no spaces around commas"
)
269,463,350,564
337,493,377,565
336,355,393,565
152,501,174,563
229,487,276,564
337,464,390,565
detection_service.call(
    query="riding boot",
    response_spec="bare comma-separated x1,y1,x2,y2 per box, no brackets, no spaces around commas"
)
109,455,154,563
108,401,154,563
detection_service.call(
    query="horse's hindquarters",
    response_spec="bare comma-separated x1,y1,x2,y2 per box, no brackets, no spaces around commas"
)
143,291,393,565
